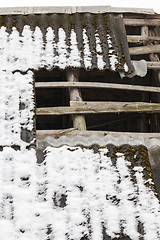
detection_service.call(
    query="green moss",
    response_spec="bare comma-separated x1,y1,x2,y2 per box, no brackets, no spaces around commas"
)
99,145,107,149
104,144,158,196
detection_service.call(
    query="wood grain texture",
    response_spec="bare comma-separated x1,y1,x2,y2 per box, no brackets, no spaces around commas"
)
129,44,160,55
35,81,160,92
36,101,160,115
66,68,86,130
124,18,160,26
127,35,160,43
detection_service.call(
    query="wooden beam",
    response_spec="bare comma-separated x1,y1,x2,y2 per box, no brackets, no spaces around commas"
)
124,18,160,26
36,129,160,141
147,29,160,132
127,35,160,43
66,68,86,130
141,25,149,38
148,29,160,63
144,61,160,69
129,44,160,55
35,81,160,93
36,101,160,115
140,26,149,132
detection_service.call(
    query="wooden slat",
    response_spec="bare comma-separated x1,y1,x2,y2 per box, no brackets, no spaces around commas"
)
143,61,160,69
124,18,160,26
127,35,160,43
36,101,160,115
35,81,160,93
132,61,160,69
129,44,160,55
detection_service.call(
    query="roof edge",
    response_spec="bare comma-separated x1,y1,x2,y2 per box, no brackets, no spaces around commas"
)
0,6,155,15
36,132,160,149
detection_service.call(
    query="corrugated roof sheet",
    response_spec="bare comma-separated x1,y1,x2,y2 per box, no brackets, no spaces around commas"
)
37,134,160,149
0,13,134,72
0,145,160,240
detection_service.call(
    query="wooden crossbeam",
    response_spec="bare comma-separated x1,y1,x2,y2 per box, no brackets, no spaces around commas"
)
129,44,160,55
124,18,160,26
35,81,160,93
145,61,160,69
127,35,160,43
36,101,160,115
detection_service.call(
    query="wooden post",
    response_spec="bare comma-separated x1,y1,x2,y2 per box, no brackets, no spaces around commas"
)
66,68,86,130
140,26,150,132
141,25,148,44
148,29,160,132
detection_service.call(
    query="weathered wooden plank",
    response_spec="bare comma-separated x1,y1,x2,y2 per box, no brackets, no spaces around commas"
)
129,44,160,55
35,81,160,93
44,127,77,139
124,18,160,26
144,61,160,69
36,129,160,141
127,35,160,43
36,101,160,115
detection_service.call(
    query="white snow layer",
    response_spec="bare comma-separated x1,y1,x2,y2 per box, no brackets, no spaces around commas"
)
0,146,160,240
95,32,106,70
0,26,128,72
107,34,119,71
82,29,92,69
0,70,34,146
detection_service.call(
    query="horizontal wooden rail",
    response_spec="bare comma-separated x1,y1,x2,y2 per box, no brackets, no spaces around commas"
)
36,101,160,115
127,35,160,43
35,82,160,93
142,61,160,69
124,18,160,26
129,44,160,55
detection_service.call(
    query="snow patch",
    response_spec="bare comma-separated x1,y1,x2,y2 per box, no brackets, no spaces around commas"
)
83,29,92,69
68,29,81,68
107,34,119,71
95,32,106,70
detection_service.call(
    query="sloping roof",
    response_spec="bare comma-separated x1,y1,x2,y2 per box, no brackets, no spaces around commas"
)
0,145,160,240
0,13,134,72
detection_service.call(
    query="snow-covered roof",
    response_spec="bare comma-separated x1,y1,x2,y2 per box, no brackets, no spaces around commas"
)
0,145,160,240
0,13,134,72
0,8,160,240
0,11,134,147
0,70,35,147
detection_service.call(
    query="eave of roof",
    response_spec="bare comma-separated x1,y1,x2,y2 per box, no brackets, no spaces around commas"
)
0,6,155,15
